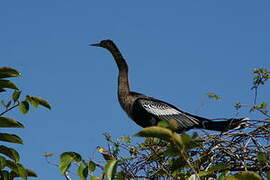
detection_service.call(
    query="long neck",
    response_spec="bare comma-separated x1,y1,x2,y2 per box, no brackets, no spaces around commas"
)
105,45,130,96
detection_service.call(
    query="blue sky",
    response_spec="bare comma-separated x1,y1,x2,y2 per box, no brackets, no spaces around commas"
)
1,1,269,179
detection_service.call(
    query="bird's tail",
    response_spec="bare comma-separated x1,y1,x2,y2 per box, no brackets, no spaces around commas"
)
201,118,249,131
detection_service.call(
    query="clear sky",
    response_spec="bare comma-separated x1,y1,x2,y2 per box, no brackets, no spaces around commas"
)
1,1,269,179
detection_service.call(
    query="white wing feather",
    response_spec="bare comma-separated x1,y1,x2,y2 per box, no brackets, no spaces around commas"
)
138,99,200,128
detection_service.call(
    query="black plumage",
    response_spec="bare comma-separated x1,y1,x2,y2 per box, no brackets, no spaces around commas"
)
90,40,247,133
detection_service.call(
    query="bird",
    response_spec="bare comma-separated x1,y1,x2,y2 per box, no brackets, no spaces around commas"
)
90,40,248,133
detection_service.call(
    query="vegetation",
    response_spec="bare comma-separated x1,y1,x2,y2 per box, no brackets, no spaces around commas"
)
1,66,269,179
0,67,51,180
49,68,269,180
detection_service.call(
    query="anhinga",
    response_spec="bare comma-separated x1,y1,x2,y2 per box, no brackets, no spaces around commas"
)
90,40,247,133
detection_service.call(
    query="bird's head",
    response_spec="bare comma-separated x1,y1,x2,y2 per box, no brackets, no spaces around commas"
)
89,39,115,50
89,39,127,70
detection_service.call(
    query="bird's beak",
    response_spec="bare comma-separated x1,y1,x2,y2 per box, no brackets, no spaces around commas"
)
89,43,101,47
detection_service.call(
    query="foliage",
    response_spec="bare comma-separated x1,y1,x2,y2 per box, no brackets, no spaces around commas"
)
252,68,270,88
207,92,221,100
53,68,270,180
0,67,51,179
251,68,270,104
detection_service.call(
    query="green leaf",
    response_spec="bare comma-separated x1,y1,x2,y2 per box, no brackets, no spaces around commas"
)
19,101,29,114
12,90,21,102
172,133,196,150
59,152,82,175
117,171,126,180
217,171,231,180
105,160,118,180
0,156,6,169
252,68,270,86
27,96,51,109
0,80,19,90
0,67,21,78
208,164,230,172
163,146,179,157
59,155,73,175
0,170,9,180
77,162,88,180
257,152,267,163
16,163,28,180
0,116,24,128
225,171,262,180
4,159,17,170
60,152,81,162
157,120,170,128
9,169,37,178
266,171,270,180
197,171,215,177
5,160,28,180
254,102,268,110
207,92,221,100
88,161,96,172
25,169,37,177
135,126,173,141
0,145,20,162
90,176,101,180
0,133,23,144
26,96,38,108
188,174,200,180
158,120,179,131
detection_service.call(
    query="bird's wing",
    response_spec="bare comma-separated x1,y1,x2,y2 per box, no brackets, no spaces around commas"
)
136,98,201,129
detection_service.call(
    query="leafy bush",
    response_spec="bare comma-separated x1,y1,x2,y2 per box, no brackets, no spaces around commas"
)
53,68,269,180
0,67,51,180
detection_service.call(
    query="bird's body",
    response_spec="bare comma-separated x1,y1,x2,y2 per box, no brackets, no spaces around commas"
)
90,40,247,133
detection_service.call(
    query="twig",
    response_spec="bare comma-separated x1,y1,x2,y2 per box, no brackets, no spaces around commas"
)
0,102,19,116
